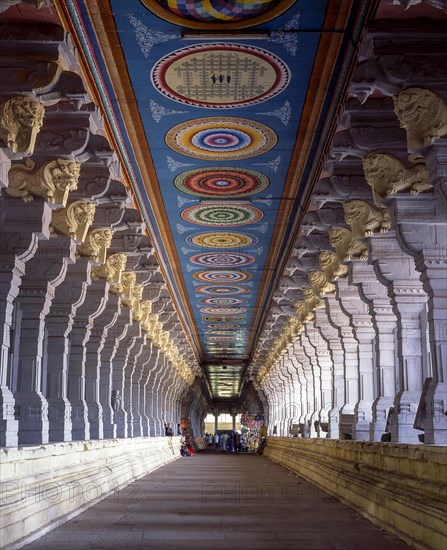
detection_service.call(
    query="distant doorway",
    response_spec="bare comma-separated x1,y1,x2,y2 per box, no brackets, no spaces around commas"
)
204,413,241,434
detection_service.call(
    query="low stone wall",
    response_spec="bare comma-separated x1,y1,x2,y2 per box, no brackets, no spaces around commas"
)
264,437,447,550
1,436,180,549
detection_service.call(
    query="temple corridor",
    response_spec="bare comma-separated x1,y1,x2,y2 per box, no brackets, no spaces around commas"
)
1,0,447,549
20,450,411,550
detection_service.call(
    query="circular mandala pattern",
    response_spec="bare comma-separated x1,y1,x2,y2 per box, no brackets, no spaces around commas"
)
190,252,255,267
166,118,277,160
152,44,289,109
175,168,269,198
141,0,296,29
207,336,235,342
200,307,247,315
186,232,259,249
181,204,263,227
205,323,245,330
193,270,252,283
200,297,244,306
196,285,250,295
202,316,245,322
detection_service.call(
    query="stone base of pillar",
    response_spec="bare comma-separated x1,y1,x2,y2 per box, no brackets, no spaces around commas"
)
115,408,128,438
352,400,374,441
424,382,447,445
0,386,18,447
132,415,143,437
47,397,72,443
14,391,49,445
339,404,355,439
87,402,104,440
390,391,422,444
70,400,90,441
328,406,340,439
369,396,394,441
141,417,150,437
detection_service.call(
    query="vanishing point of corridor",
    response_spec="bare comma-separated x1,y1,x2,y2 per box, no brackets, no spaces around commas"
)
22,450,411,550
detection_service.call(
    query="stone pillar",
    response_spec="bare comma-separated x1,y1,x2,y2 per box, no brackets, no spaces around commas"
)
369,233,427,443
390,194,447,444
350,261,398,441
325,294,358,438
14,235,75,445
46,258,93,442
314,307,344,439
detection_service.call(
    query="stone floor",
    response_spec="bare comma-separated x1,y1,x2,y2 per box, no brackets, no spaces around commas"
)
23,450,411,550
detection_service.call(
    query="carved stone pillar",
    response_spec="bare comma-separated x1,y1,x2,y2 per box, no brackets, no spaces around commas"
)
46,258,93,442
350,261,398,441
391,194,447,444
68,279,109,441
335,277,375,441
369,233,428,443
112,319,139,438
325,294,359,438
300,327,321,437
14,236,75,444
314,307,344,439
0,198,51,446
145,346,163,436
99,298,129,439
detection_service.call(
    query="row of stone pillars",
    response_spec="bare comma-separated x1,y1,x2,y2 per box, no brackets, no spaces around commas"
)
251,17,447,445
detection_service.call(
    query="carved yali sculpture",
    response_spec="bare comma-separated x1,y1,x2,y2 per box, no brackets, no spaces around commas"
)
319,250,348,282
393,87,447,149
343,200,391,238
50,200,95,243
328,227,368,262
7,158,81,206
308,270,335,297
92,253,127,287
362,153,430,202
77,228,114,263
0,96,45,155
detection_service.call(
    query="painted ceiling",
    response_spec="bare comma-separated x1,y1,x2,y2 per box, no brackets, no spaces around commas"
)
66,0,367,400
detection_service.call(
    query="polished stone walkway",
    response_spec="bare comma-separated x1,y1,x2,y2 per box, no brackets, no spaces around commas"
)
23,450,411,550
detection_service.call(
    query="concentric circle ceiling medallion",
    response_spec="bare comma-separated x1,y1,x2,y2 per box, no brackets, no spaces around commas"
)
186,232,259,248
181,204,263,226
190,252,255,267
200,307,247,315
196,285,250,295
152,44,290,109
202,316,245,321
141,0,296,29
200,297,244,305
193,270,252,283
175,168,269,198
206,323,244,330
166,118,277,160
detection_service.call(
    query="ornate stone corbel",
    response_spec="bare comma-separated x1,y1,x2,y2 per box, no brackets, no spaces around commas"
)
0,96,45,155
91,252,127,288
343,200,391,237
319,250,348,281
77,227,114,263
119,271,136,303
328,226,368,261
303,287,325,311
308,270,336,297
50,200,95,242
363,153,430,202
7,157,81,205
139,300,152,329
294,300,314,324
393,87,447,149
130,284,144,322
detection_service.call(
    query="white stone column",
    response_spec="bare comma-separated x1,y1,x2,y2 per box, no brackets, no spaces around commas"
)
391,194,447,444
369,233,427,443
350,261,398,441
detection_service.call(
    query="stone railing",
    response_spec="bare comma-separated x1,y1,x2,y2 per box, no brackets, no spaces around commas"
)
1,437,181,549
264,437,447,550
